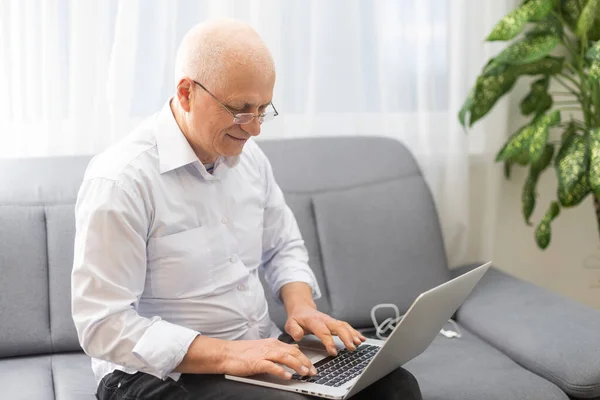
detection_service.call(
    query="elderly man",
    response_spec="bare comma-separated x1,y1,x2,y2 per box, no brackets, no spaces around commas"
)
72,19,422,399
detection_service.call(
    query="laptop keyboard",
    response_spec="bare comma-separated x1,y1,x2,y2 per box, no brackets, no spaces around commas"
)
291,344,379,387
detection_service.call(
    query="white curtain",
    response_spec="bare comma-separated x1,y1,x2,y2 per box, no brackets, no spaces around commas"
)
0,0,514,266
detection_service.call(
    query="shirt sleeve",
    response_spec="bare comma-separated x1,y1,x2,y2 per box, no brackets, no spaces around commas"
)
71,177,198,380
258,150,322,303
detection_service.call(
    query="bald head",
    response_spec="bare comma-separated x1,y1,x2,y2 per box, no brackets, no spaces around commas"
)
174,19,275,91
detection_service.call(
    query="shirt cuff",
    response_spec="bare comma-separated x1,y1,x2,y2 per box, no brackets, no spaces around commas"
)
271,268,322,305
132,320,199,380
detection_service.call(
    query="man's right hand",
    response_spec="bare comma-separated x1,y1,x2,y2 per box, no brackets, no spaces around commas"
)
175,336,317,380
220,338,318,380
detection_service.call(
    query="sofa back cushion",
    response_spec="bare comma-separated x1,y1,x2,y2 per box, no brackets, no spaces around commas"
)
259,137,450,328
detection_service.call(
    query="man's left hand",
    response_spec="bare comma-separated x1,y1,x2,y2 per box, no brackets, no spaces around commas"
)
285,306,367,356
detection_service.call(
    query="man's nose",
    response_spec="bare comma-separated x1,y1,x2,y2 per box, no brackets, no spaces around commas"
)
241,117,261,137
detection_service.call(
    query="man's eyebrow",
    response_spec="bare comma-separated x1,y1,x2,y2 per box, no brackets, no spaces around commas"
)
237,102,272,109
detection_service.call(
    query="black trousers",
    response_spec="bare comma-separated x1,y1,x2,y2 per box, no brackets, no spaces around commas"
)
96,368,422,400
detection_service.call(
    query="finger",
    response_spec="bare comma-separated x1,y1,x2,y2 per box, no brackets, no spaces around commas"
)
329,321,357,351
256,360,292,380
332,320,366,345
348,326,367,345
285,319,306,342
287,344,317,375
309,320,338,356
267,350,311,376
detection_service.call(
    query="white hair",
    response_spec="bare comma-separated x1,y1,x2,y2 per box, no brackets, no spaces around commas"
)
174,19,275,91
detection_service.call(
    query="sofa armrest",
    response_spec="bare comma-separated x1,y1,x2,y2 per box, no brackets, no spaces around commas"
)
453,264,600,399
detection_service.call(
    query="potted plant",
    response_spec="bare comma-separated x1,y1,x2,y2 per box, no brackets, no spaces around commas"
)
460,0,600,249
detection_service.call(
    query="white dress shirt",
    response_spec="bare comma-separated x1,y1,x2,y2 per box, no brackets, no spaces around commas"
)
71,99,321,386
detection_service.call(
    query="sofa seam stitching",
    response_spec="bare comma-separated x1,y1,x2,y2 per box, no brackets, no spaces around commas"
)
50,355,56,399
309,196,333,312
44,206,55,354
283,174,421,196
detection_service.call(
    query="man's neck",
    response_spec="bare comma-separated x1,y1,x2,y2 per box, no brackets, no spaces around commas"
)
169,98,218,164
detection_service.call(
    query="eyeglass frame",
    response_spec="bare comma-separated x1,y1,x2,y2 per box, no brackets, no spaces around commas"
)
192,80,279,125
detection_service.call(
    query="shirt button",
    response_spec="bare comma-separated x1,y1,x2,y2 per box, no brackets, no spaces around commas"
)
237,284,245,291
222,217,229,224
230,255,238,263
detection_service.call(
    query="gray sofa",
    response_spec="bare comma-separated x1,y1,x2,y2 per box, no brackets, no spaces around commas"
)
1,136,599,400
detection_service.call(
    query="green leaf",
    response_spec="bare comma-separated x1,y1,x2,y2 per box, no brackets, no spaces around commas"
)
459,88,474,127
561,121,577,144
532,143,555,173
523,144,555,225
507,56,565,75
561,0,582,29
526,0,555,21
463,57,564,128
504,161,513,179
588,128,600,195
497,125,535,164
495,34,560,65
590,61,600,80
523,174,537,225
576,0,600,38
487,7,530,41
469,73,518,126
535,201,560,249
586,41,600,60
527,15,564,37
529,110,561,163
487,0,553,41
556,134,591,206
520,77,552,116
560,0,600,39
589,16,600,40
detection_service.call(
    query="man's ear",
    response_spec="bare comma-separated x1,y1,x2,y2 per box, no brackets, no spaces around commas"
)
176,78,193,112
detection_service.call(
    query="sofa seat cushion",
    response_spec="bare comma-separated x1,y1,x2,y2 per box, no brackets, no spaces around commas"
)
52,353,97,400
0,355,54,400
404,324,568,400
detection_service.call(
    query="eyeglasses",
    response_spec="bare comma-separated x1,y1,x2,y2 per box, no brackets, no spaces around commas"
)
192,80,279,125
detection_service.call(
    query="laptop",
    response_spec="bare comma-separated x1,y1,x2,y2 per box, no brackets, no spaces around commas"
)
226,262,491,399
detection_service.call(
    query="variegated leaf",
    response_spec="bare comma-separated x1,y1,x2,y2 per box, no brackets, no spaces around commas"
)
590,61,600,81
535,202,560,249
576,0,600,38
507,56,564,75
523,174,536,225
487,7,529,41
523,144,555,225
497,125,535,164
487,0,553,41
459,88,474,127
529,110,560,163
469,73,518,126
587,40,600,60
556,135,591,207
528,15,563,37
588,128,600,195
495,34,560,65
561,0,582,29
520,77,552,116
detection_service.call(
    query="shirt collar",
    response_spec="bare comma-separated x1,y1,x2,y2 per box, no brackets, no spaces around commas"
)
155,98,241,174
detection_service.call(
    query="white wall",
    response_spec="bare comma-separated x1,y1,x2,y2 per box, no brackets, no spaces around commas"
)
463,80,600,310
